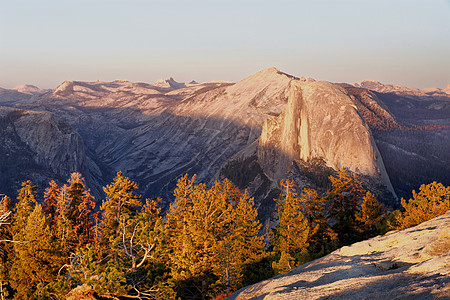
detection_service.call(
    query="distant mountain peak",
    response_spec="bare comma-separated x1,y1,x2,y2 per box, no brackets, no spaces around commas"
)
154,77,186,89
53,80,75,95
444,83,450,94
12,84,49,95
352,80,431,98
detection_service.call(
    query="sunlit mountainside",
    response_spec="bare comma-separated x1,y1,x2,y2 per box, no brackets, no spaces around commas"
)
1,68,449,216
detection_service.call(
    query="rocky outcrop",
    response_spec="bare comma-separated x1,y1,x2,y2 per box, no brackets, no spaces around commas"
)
257,80,394,194
12,109,87,176
228,212,450,299
66,284,98,300
0,106,91,197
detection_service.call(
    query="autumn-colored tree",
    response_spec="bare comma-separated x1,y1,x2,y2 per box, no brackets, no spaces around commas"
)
166,175,265,299
113,197,164,298
214,189,265,294
0,195,13,245
54,184,78,255
356,191,385,236
393,182,450,229
164,174,197,282
0,196,13,300
10,204,56,299
271,179,310,274
43,180,59,229
12,181,37,234
300,188,337,258
66,173,96,247
326,169,365,245
101,171,142,256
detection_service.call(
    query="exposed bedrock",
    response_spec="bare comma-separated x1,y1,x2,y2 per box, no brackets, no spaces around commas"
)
257,80,395,195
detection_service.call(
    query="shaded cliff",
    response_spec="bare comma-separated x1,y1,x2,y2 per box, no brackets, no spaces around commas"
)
0,106,94,198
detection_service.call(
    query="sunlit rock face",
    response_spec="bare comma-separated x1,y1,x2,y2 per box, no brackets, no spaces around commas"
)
258,80,394,193
229,212,450,300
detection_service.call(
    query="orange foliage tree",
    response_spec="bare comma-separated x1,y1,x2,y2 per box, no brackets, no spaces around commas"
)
393,181,450,229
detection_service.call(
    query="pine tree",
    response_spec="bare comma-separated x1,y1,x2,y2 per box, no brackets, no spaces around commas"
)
10,204,56,299
12,181,37,234
66,173,96,247
55,184,77,255
326,169,365,245
215,191,265,293
0,195,13,244
271,251,295,274
101,171,142,256
165,174,197,282
43,180,59,229
355,191,385,236
166,176,266,299
77,186,96,246
0,196,13,300
112,197,164,298
394,182,450,229
300,188,337,258
271,179,310,274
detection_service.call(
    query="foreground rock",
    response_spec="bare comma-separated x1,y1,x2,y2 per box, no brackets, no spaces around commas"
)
228,212,450,299
66,284,98,300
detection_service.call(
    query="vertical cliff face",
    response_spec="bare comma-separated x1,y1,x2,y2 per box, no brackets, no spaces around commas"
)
0,106,92,197
258,80,394,193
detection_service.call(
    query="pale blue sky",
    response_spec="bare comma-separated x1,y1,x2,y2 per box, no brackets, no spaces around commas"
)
1,0,449,89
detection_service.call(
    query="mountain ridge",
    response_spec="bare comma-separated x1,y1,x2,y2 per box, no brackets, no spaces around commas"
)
0,68,449,213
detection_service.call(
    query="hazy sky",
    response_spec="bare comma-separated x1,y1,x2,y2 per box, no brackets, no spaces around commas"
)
1,0,449,89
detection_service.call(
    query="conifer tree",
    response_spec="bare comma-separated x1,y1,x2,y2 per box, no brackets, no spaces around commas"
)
0,195,13,244
166,176,266,298
326,169,365,245
165,174,197,281
101,171,142,255
394,182,450,229
271,179,310,274
55,184,77,255
355,191,385,236
0,196,13,300
12,181,37,234
300,188,337,258
215,191,265,293
43,180,59,229
10,204,56,299
65,173,96,247
113,197,164,298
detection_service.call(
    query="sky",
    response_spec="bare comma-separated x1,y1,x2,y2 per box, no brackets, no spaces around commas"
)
0,0,449,89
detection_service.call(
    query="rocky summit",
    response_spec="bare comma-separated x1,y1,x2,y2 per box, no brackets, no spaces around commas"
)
228,211,450,300
257,80,392,191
